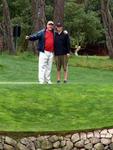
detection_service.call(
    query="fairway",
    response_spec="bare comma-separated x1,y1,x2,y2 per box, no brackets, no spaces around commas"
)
0,53,113,132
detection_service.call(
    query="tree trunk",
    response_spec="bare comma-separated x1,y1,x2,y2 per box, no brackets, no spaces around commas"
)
31,0,46,54
31,0,46,31
0,23,3,53
54,0,65,25
2,0,15,54
101,0,113,59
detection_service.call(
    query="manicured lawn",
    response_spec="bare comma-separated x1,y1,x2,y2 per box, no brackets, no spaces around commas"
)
0,53,113,132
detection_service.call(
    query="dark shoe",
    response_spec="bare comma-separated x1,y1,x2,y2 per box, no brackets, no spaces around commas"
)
64,80,67,83
57,80,61,83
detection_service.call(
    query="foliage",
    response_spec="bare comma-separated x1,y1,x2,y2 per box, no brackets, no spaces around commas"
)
0,0,113,51
45,1,53,21
64,1,104,47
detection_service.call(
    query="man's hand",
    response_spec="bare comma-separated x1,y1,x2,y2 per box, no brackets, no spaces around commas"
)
25,36,30,40
67,53,70,57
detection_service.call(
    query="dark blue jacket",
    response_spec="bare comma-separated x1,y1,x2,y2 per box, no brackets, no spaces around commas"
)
54,31,70,56
29,29,54,52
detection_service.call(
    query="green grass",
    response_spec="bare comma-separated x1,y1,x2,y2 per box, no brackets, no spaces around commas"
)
0,53,113,132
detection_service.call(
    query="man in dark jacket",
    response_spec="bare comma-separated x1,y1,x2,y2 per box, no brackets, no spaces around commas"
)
26,21,54,84
55,22,70,83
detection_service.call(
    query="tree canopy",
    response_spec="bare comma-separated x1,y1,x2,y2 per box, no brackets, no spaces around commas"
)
0,0,113,57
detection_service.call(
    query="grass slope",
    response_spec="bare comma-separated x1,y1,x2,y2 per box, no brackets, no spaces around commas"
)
0,53,113,132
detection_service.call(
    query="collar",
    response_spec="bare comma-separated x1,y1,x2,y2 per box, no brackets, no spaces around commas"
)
57,31,63,35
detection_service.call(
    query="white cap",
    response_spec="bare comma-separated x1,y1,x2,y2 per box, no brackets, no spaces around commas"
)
47,21,54,25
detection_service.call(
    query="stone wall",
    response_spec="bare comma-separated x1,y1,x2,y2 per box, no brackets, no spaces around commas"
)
1,128,113,150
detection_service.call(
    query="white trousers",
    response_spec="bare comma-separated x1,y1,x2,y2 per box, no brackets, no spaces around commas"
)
38,51,54,84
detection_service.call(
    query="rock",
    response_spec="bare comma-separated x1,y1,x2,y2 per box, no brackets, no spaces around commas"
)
44,136,50,139
49,135,58,142
17,143,28,150
84,143,93,149
58,136,64,141
1,136,5,141
108,129,113,134
105,133,112,138
100,134,106,138
41,139,53,149
90,137,100,144
0,136,5,145
20,138,35,150
28,137,36,142
94,143,104,150
0,138,2,143
104,145,109,150
101,131,109,138
87,132,94,138
60,140,66,147
53,141,60,148
34,140,41,149
64,137,70,141
66,141,73,149
65,135,71,138
72,148,77,150
71,133,80,143
26,142,35,150
80,132,87,140
94,131,100,138
0,143,3,149
74,140,84,148
110,143,113,150
62,141,73,150
20,138,29,145
4,144,14,150
101,138,111,145
5,137,17,147
84,139,90,144
101,129,108,135
37,136,45,142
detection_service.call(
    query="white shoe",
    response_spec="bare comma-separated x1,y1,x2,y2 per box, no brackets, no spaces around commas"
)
47,81,52,84
39,81,44,84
